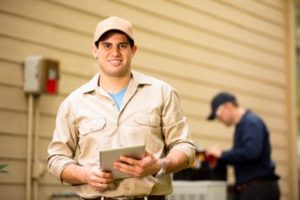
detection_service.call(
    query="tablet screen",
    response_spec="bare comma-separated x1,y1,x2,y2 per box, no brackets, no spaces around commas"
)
99,144,145,179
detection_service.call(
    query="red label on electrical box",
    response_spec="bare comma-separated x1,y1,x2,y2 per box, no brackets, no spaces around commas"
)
46,79,57,94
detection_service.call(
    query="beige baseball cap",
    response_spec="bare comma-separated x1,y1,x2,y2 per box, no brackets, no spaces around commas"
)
93,16,134,43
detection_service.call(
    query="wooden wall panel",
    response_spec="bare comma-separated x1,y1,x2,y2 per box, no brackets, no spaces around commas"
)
0,135,27,159
221,0,284,25
0,60,23,87
258,0,285,10
170,0,284,40
0,110,26,136
0,185,26,200
0,86,27,112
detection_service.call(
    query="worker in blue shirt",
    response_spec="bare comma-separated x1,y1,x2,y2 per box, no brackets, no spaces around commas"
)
206,92,280,200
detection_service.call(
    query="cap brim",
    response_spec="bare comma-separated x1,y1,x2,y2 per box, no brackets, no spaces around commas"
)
95,29,134,43
207,112,216,120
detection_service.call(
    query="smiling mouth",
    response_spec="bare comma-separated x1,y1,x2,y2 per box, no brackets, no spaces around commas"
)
108,60,122,66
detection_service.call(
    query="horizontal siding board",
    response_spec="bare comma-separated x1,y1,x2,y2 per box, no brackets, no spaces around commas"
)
272,148,289,163
277,165,289,180
259,115,287,132
0,185,25,200
257,0,285,10
0,86,27,112
134,41,286,87
220,0,284,25
0,36,97,78
169,0,284,40
58,73,89,95
39,139,51,160
0,60,22,87
274,181,291,199
40,115,55,138
39,96,64,116
0,12,90,56
0,110,26,136
40,173,62,185
0,135,50,162
270,131,288,147
237,94,286,116
0,0,96,36
0,160,25,184
138,33,284,72
134,51,286,100
0,135,27,159
192,137,231,150
189,119,234,140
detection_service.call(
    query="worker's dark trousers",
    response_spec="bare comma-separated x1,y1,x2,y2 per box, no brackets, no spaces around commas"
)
238,180,280,200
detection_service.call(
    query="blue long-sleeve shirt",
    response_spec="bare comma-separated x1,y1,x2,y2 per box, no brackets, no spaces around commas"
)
220,110,278,185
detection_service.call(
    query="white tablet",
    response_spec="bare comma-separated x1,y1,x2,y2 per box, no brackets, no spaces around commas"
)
99,144,146,179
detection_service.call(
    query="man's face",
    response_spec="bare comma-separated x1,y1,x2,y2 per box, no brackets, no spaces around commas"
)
93,33,137,78
216,103,234,126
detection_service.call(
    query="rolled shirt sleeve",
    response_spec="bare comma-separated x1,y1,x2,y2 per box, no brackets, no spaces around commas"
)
47,99,78,182
161,87,195,167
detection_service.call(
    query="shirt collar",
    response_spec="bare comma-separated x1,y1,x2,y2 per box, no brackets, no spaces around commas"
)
81,70,152,94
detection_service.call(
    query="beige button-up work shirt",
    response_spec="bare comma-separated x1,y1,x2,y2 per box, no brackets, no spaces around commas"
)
47,71,195,198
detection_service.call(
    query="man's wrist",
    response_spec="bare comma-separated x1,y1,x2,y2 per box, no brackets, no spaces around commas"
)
154,158,167,178
80,166,90,183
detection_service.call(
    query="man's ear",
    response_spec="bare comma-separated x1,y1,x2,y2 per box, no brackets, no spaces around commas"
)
131,45,138,56
91,43,98,58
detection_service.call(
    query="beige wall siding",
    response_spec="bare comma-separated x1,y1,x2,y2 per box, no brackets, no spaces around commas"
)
0,0,296,199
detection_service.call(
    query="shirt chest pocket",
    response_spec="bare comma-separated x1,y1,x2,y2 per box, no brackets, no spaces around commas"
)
78,118,106,136
134,113,160,127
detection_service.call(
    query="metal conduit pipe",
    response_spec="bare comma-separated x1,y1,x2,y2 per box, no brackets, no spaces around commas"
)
33,97,40,200
26,94,34,200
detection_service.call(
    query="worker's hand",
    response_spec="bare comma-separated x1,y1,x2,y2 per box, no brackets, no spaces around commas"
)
83,166,113,191
113,151,161,177
206,145,222,158
206,146,222,168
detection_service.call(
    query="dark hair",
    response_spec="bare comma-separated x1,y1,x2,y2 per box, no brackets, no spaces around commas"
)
94,29,135,48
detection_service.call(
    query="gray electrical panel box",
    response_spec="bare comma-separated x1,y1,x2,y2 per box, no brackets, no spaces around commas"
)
24,56,59,95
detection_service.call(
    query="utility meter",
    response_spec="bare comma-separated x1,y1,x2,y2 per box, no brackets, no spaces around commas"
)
24,56,59,95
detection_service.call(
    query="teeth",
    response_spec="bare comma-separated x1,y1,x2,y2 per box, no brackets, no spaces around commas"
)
109,60,121,65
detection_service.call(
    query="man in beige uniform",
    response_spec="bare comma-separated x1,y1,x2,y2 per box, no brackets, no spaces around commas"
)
47,16,195,200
